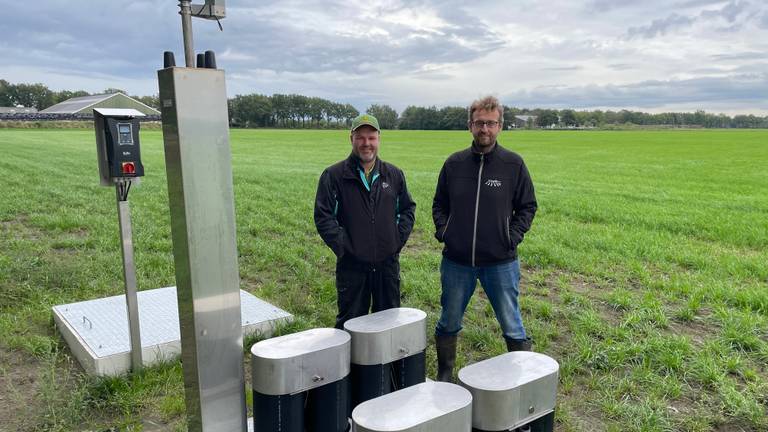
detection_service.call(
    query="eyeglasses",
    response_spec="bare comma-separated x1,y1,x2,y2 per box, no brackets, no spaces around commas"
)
470,120,500,129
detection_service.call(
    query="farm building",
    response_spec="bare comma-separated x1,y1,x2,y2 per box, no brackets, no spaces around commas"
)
511,115,537,128
40,93,159,116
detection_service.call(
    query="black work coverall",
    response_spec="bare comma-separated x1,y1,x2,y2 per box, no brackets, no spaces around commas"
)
314,154,416,328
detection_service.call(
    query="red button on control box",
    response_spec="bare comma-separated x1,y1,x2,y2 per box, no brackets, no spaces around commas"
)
121,162,136,174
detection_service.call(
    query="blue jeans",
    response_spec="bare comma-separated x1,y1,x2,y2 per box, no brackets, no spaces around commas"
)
435,257,527,342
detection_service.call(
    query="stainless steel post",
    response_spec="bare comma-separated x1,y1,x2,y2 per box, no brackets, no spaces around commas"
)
179,0,195,67
116,183,143,371
158,67,246,432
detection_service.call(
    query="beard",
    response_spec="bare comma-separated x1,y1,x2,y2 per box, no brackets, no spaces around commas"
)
355,149,377,163
474,132,496,147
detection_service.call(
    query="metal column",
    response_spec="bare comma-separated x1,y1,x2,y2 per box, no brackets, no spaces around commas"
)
116,184,142,371
158,66,246,431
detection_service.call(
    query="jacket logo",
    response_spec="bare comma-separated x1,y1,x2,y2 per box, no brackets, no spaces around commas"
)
485,179,502,187
382,182,390,189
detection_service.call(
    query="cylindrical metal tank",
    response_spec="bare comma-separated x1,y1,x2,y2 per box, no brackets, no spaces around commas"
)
251,328,351,432
458,351,559,432
344,308,427,407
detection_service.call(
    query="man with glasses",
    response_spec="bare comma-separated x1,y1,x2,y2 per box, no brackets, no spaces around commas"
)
432,96,538,382
314,114,416,329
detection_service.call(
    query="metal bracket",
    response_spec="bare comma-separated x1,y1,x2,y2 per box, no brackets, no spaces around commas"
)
191,0,225,19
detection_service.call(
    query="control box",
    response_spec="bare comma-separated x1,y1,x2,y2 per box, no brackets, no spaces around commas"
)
94,108,145,186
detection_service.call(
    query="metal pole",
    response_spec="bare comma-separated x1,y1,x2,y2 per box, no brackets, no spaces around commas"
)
116,183,143,371
179,0,195,67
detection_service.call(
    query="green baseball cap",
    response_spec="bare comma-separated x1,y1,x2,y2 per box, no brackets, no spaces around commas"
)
351,114,380,132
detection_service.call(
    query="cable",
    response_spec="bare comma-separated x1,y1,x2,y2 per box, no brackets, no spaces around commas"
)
193,2,224,31
116,179,132,202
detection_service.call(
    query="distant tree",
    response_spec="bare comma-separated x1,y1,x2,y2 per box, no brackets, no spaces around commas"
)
574,110,591,127
54,90,89,104
536,110,558,128
0,79,13,106
399,105,441,129
321,100,335,127
589,110,605,126
133,95,159,109
398,106,422,130
328,102,345,127
7,83,56,110
366,104,398,129
229,94,272,127
603,110,619,124
342,104,359,127
271,94,289,127
307,97,326,127
560,109,577,126
503,106,521,126
439,106,467,130
102,88,126,95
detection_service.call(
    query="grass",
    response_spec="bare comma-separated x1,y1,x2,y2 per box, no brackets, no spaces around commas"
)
1,128,767,431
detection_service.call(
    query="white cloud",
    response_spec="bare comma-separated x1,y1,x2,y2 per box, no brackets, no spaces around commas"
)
1,0,766,114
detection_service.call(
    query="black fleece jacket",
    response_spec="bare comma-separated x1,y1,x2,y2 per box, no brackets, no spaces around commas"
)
315,154,416,264
433,142,537,267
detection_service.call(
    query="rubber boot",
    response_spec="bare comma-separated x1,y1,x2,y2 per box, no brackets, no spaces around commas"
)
505,337,532,352
435,335,457,382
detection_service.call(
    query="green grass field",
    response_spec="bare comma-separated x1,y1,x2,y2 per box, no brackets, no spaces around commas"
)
1,128,767,431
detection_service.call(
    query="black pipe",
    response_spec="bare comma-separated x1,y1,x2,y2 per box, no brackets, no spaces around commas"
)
252,391,305,432
392,351,426,390
204,50,217,69
163,51,176,68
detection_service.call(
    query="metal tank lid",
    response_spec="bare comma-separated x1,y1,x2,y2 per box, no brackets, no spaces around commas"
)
344,308,427,365
352,381,472,431
344,307,426,333
251,328,351,395
458,351,559,391
250,327,349,359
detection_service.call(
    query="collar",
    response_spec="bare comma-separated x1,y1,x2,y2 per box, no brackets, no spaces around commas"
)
344,153,381,177
471,141,498,161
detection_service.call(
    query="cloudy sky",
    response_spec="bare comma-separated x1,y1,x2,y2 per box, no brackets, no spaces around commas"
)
2,0,767,114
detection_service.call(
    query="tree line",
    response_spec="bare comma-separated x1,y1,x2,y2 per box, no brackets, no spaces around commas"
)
0,79,158,113
2,80,766,129
228,96,768,129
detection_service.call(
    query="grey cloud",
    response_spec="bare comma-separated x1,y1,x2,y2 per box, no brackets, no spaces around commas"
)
503,73,768,109
625,0,762,39
709,52,768,61
700,0,749,22
2,0,505,84
760,12,768,28
627,13,695,38
185,2,505,77
673,0,730,8
607,63,634,70
586,0,642,13
1,1,179,81
541,66,584,71
587,0,625,12
527,39,634,62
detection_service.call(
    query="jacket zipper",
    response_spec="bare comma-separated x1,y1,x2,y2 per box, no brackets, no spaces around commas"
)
472,154,485,267
441,214,452,240
506,216,511,247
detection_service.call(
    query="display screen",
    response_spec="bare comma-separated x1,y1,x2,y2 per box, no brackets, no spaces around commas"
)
117,123,133,145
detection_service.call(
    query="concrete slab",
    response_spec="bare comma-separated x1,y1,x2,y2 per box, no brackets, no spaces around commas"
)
52,286,292,376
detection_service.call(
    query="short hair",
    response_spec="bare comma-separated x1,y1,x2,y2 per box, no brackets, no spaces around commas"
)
468,96,504,124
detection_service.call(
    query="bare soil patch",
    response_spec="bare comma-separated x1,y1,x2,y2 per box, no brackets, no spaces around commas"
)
0,346,43,431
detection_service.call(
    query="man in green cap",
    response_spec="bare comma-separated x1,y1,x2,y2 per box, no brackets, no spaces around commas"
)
314,113,416,328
